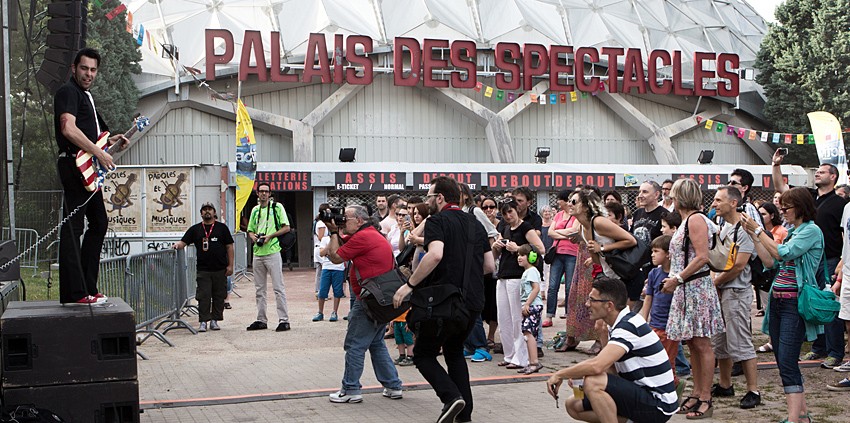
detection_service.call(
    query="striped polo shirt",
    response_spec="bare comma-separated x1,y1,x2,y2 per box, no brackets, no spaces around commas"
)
608,308,679,416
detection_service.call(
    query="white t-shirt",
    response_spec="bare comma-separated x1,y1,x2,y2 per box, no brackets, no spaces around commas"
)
387,225,402,257
319,236,344,271
313,220,328,262
841,202,850,277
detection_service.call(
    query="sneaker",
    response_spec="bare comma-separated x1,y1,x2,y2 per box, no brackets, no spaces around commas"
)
312,312,324,322
463,350,474,359
827,377,850,391
538,347,545,358
711,383,735,397
740,391,761,409
470,349,492,362
93,293,108,303
394,355,406,365
224,302,232,309
821,356,842,369
801,351,823,361
72,296,98,304
210,320,220,331
399,357,415,366
542,320,553,327
329,391,363,403
198,322,208,332
246,321,268,331
437,397,466,423
834,361,850,372
329,312,339,322
276,322,291,332
382,387,403,399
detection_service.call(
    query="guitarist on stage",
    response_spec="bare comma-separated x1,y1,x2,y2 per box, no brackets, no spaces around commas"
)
54,48,128,304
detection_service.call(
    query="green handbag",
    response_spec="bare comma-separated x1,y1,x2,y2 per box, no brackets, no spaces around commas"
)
798,283,840,325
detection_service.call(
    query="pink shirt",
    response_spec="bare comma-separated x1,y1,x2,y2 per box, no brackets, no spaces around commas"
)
551,211,578,256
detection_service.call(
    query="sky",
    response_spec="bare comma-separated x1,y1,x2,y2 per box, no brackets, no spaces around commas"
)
747,0,784,22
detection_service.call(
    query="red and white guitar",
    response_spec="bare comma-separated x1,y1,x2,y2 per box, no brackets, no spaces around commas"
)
76,115,150,192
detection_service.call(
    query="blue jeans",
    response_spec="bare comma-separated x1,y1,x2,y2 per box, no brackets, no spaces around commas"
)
769,297,807,393
340,300,403,394
546,254,576,317
463,314,488,352
812,257,844,360
675,344,691,375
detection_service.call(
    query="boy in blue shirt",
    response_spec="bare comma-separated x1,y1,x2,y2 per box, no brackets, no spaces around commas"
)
639,235,682,389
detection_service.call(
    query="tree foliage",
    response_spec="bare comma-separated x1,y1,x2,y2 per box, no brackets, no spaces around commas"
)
9,0,141,192
755,0,850,166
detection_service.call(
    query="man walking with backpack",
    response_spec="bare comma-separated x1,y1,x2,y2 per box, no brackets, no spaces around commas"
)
246,182,291,332
393,176,495,423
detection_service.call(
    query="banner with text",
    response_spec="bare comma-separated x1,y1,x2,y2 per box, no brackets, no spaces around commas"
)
146,168,192,236
487,172,553,189
413,172,482,190
334,172,406,191
103,168,143,236
256,171,312,191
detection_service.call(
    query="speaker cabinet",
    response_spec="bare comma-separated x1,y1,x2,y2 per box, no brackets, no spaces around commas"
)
0,298,137,387
3,380,140,423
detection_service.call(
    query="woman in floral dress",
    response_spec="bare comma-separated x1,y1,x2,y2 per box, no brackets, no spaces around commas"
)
662,178,724,419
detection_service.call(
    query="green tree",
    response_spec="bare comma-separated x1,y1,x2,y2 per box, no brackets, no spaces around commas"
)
755,0,850,167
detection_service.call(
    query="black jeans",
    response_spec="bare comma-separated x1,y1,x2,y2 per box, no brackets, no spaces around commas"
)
57,157,107,303
196,269,228,322
412,312,477,421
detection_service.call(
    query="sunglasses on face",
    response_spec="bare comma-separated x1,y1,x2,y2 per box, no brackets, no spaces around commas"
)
780,206,794,213
481,205,497,210
728,181,742,186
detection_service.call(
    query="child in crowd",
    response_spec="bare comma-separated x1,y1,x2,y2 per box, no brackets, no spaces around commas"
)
517,244,544,374
639,235,683,390
314,232,345,322
660,210,681,236
391,311,414,366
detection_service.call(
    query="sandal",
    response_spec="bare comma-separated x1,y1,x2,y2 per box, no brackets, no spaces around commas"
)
555,341,579,352
497,361,510,367
585,341,602,355
523,363,544,374
487,339,496,350
506,363,524,369
686,399,713,420
678,397,700,414
755,309,765,317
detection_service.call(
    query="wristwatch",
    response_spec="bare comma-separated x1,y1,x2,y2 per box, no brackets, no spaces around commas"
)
600,244,605,252
753,227,763,237
672,273,684,285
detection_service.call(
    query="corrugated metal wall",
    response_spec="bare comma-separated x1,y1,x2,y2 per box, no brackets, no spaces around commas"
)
123,77,763,166
313,76,488,163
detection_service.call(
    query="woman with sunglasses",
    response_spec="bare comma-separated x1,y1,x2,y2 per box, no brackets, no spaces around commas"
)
570,189,636,281
742,187,822,423
492,199,545,369
482,197,500,228
543,190,580,330
661,178,724,419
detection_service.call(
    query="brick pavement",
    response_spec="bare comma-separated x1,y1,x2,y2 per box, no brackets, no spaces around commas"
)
138,268,720,422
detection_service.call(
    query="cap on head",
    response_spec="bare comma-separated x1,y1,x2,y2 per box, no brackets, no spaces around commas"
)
200,202,216,212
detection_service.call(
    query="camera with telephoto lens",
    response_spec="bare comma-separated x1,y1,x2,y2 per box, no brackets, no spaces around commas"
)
320,207,347,226
256,233,266,246
735,206,745,213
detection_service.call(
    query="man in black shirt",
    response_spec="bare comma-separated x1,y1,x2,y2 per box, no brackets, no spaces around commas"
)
393,176,494,423
625,181,666,307
512,186,543,233
54,48,128,304
773,150,848,366
173,203,234,332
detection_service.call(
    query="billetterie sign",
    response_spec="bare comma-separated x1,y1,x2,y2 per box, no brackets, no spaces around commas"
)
205,31,741,97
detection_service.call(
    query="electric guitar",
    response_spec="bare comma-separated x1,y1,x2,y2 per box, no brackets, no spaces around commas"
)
76,114,150,192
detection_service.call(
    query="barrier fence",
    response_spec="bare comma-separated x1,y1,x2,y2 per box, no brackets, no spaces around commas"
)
1,228,40,276
96,234,249,359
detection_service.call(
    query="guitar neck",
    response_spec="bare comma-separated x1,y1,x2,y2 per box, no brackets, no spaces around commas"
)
106,123,139,155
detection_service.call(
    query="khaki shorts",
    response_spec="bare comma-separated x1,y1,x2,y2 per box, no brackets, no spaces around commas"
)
711,287,756,362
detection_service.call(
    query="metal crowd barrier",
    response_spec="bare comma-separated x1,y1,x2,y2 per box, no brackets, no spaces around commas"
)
1,227,40,276
233,231,251,283
178,246,198,318
98,249,197,359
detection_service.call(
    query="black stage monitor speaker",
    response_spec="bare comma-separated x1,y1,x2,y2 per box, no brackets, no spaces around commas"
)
2,380,139,423
0,298,137,388
0,241,20,282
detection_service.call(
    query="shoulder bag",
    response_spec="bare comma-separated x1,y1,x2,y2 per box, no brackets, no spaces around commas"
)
591,216,649,281
707,221,740,272
354,257,410,324
407,217,475,328
794,229,839,325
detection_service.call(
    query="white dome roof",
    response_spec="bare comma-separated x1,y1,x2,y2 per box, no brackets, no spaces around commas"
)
124,0,768,84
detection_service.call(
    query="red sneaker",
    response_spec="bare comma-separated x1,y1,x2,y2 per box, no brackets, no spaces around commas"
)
74,296,98,304
93,293,108,303
542,320,553,328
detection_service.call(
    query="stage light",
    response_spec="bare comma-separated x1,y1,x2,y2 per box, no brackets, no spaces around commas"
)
535,147,551,164
339,148,356,162
698,150,714,164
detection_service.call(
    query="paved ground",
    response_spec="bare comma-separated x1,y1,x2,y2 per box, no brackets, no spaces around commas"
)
136,268,730,422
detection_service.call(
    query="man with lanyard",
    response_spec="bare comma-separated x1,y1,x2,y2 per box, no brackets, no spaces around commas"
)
393,176,494,423
246,182,292,332
626,181,666,309
173,202,234,332
772,151,847,367
325,205,404,404
54,48,128,304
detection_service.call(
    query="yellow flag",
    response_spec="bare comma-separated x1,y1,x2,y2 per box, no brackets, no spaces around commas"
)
484,86,494,98
235,99,257,230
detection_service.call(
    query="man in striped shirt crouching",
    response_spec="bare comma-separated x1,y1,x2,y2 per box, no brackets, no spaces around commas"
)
546,277,678,423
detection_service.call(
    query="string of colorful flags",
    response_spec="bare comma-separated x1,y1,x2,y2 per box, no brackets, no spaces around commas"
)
472,80,607,103
694,116,850,145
